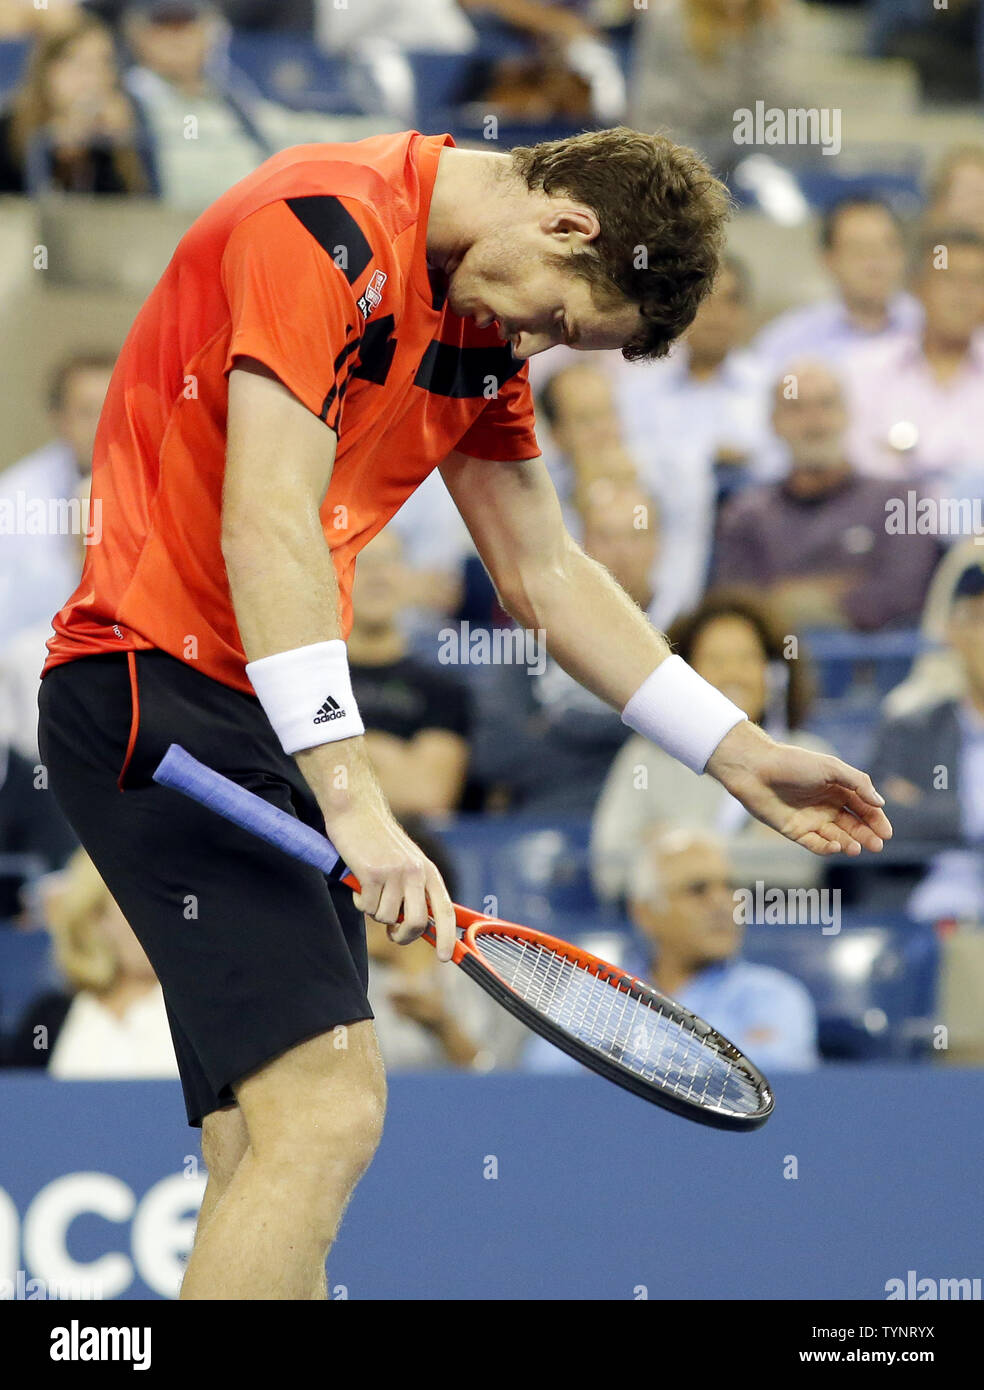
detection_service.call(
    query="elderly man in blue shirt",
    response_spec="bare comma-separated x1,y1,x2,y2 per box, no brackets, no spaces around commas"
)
524,826,820,1074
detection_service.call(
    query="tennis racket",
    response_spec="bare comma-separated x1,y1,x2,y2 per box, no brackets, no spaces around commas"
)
153,744,774,1132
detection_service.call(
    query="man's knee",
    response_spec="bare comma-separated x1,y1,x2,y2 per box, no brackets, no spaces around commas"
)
235,1021,386,1177
201,1105,250,1188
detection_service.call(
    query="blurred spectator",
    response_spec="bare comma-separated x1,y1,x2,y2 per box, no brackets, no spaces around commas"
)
470,477,655,815
614,254,772,619
628,0,795,171
0,352,114,648
366,925,485,1069
844,226,984,480
457,1,626,122
365,831,526,1070
752,198,921,377
591,588,828,902
883,541,984,719
617,255,769,488
927,145,984,237
317,0,477,53
3,849,177,1076
528,827,820,1073
0,8,150,194
870,561,984,849
536,363,641,542
348,530,472,817
462,51,592,123
387,469,473,643
714,360,940,631
536,366,644,569
538,362,624,492
121,0,278,206
0,733,76,920
0,0,82,36
871,560,984,922
461,0,597,46
869,0,982,104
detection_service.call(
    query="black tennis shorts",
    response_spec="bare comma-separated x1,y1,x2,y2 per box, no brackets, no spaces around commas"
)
38,649,373,1128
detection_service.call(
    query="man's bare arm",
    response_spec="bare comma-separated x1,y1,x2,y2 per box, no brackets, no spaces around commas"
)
440,450,891,857
222,361,455,954
440,450,671,706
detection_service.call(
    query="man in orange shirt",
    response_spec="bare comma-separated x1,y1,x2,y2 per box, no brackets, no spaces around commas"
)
38,128,891,1300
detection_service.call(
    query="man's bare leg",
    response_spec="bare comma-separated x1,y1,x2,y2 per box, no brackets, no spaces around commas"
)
180,1021,385,1300
195,1104,250,1238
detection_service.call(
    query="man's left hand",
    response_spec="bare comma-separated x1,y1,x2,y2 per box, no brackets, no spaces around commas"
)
706,721,893,856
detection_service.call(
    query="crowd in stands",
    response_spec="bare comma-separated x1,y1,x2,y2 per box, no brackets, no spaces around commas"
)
2,0,983,1078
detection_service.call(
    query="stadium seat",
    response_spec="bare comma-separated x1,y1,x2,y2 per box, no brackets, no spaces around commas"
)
741,913,940,1060
432,816,614,929
804,627,925,701
224,33,383,115
404,50,476,132
0,38,29,100
0,926,60,1039
802,708,878,770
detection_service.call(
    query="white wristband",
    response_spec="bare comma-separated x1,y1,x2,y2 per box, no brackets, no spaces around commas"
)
246,640,365,754
621,654,747,774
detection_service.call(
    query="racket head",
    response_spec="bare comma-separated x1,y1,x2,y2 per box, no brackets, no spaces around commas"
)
456,917,774,1132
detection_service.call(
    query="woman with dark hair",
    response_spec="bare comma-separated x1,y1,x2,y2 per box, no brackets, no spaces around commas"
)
0,9,149,194
590,587,832,901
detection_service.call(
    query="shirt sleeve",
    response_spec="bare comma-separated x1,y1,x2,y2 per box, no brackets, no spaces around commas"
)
220,198,373,432
455,360,541,462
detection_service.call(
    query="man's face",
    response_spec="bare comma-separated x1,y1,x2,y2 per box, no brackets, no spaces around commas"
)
932,161,984,235
917,244,984,342
52,366,113,472
350,530,406,630
948,593,984,699
580,483,658,608
689,615,768,725
824,205,905,310
45,27,119,115
685,265,745,362
631,841,739,969
128,13,211,85
771,363,848,473
546,366,622,458
446,217,642,359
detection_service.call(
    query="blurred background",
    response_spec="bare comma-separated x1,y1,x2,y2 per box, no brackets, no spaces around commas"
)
1,0,983,1300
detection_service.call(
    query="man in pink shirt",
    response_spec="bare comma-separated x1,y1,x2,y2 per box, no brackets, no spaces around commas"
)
844,226,984,481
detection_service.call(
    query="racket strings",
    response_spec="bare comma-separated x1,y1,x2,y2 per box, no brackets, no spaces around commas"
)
476,934,764,1117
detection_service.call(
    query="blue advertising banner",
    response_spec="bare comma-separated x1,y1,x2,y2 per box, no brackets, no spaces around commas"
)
1,1067,981,1300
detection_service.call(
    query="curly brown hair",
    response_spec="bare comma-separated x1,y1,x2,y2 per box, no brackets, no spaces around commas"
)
509,126,733,363
667,587,816,732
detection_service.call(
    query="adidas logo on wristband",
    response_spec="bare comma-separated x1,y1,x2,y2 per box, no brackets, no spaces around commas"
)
313,696,346,725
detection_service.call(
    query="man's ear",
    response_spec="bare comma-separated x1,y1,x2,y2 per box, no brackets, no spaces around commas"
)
541,205,601,245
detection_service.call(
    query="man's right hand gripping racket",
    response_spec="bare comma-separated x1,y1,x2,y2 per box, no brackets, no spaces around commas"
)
153,745,774,1132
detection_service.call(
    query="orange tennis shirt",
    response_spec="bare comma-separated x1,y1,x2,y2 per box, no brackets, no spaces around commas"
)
43,131,540,693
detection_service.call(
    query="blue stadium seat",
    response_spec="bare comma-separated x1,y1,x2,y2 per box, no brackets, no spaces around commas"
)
804,627,925,702
224,33,380,115
741,913,939,1060
431,816,611,929
0,926,60,1037
803,708,878,770
0,37,29,99
405,50,476,131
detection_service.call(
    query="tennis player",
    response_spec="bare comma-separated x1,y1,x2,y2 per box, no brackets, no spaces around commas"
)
37,128,892,1300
